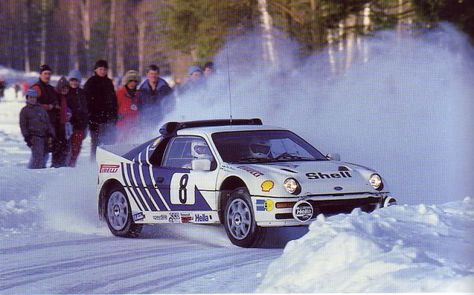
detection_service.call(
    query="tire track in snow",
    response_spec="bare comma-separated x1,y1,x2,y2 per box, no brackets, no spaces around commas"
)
0,242,195,291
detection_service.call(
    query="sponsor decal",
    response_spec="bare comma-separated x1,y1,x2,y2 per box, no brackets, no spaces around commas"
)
169,212,180,223
180,213,193,223
306,171,352,180
133,212,145,221
256,199,274,212
292,200,313,222
238,166,264,177
194,214,211,222
261,180,274,192
100,164,120,173
153,214,168,221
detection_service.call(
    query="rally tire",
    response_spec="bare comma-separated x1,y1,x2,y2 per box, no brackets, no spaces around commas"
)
105,186,143,238
224,187,266,248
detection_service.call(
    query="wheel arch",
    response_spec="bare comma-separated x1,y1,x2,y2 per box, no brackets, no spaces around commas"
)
218,176,248,223
98,179,125,221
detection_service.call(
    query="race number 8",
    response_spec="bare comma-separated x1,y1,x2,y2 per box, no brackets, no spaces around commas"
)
179,174,189,204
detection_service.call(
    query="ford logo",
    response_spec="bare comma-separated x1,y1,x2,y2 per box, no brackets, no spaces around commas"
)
334,186,343,191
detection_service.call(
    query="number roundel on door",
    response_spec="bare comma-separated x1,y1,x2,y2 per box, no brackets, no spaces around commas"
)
170,173,196,205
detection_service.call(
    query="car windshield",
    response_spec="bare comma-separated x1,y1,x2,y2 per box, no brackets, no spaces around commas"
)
212,130,328,164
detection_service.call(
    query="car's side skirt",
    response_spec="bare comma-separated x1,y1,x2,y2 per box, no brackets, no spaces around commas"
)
131,210,221,224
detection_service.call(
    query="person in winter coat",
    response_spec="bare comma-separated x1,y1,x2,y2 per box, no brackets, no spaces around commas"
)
83,60,118,160
31,64,59,164
203,62,214,78
52,76,72,168
116,70,141,142
19,88,55,169
66,70,88,167
0,78,5,101
32,65,59,125
178,65,204,95
138,64,173,123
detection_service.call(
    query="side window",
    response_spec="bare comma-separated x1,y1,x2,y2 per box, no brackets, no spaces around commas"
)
162,136,215,169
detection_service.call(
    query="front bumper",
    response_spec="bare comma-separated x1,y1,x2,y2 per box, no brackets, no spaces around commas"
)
252,193,391,227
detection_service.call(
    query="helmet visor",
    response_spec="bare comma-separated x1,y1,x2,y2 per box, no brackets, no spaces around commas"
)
250,143,270,155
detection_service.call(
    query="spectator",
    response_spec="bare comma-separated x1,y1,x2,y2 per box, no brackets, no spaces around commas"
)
203,62,214,78
14,83,22,99
138,64,172,123
67,69,88,167
32,64,59,164
178,65,204,95
0,77,5,101
52,76,72,168
188,65,203,83
84,59,118,161
116,70,141,142
19,88,55,169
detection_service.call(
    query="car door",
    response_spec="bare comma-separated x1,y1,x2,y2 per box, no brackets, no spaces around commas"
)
145,135,219,212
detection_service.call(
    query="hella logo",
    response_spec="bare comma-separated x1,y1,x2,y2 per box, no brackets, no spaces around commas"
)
334,186,343,191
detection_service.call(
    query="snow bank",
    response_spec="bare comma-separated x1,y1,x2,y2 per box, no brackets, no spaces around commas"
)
258,198,474,292
0,199,40,234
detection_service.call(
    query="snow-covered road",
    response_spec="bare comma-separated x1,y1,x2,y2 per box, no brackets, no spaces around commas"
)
1,230,283,293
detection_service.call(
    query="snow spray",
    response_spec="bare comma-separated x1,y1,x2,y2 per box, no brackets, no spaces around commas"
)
140,24,473,205
39,163,109,235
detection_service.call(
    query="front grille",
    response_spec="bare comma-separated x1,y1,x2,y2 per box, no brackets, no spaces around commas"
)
274,197,382,220
309,197,381,216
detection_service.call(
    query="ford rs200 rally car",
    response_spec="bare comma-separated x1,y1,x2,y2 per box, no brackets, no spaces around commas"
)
96,119,397,247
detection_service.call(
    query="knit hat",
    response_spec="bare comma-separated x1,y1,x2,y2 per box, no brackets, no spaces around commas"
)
39,64,52,73
67,69,82,81
188,65,203,76
56,76,69,91
94,59,108,69
122,70,141,85
26,88,38,98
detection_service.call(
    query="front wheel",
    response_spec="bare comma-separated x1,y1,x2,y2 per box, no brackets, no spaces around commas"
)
224,187,266,247
105,187,142,238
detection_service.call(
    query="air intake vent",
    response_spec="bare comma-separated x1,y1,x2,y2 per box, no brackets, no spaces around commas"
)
338,166,350,171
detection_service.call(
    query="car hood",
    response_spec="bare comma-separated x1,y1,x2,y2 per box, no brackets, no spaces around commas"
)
231,160,381,196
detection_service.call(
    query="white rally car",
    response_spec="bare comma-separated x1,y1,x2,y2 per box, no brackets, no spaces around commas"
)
96,119,396,247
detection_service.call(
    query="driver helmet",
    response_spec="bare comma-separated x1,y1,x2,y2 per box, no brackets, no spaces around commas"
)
249,139,271,159
191,140,212,160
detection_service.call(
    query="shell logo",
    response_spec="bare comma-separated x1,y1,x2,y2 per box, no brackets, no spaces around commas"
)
261,180,274,192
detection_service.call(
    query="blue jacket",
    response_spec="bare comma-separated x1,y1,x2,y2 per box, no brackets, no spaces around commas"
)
138,78,172,109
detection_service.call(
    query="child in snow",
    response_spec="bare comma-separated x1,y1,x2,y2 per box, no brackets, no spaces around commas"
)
19,88,55,169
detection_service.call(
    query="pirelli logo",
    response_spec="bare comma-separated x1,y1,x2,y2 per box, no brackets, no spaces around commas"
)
100,164,120,173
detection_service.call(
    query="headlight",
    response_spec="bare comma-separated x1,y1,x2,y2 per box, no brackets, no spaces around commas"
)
284,178,301,194
369,174,383,190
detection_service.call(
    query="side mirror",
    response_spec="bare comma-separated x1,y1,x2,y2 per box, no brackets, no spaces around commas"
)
192,159,211,171
326,153,341,161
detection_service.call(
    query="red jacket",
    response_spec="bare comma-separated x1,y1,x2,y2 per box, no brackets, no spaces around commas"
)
116,86,140,129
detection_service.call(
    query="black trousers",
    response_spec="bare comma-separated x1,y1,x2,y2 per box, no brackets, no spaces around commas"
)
51,124,70,168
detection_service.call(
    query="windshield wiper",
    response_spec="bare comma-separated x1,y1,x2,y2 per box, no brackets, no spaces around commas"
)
274,152,314,161
236,157,271,163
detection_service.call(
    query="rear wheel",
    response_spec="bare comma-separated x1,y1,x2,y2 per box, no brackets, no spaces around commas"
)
105,187,142,238
224,187,266,247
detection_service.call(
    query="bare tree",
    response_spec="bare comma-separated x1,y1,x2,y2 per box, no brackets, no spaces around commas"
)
80,0,92,68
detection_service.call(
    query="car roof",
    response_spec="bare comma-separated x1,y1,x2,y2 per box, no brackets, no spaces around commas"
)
176,124,286,137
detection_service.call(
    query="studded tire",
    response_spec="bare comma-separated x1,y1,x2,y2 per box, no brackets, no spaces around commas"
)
104,186,142,238
224,187,266,248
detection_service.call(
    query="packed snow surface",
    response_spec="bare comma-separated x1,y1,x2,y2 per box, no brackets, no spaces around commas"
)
258,198,474,292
